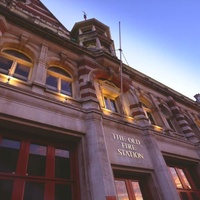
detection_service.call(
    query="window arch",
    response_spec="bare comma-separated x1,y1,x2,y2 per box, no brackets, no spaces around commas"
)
0,49,32,82
46,66,72,97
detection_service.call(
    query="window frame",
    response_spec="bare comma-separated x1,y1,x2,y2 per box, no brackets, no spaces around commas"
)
113,167,156,200
0,133,80,200
0,50,32,82
104,95,118,113
115,178,145,200
46,66,73,97
98,79,121,114
168,165,200,200
141,103,156,125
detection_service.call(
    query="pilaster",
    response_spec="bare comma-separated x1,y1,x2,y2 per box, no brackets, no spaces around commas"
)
167,96,199,143
32,44,48,94
143,129,180,200
84,112,116,200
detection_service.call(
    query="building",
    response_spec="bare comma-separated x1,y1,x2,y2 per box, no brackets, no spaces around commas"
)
0,0,200,200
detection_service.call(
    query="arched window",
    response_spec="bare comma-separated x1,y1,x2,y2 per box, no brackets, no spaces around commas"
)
98,79,121,113
141,102,156,125
0,49,32,81
46,66,72,96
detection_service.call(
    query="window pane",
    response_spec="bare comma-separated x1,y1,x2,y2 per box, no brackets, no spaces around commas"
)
132,181,144,200
146,112,156,125
61,80,72,96
191,192,200,200
177,168,191,189
23,181,44,200
48,67,71,78
46,74,58,91
104,97,110,109
115,180,129,200
0,138,20,173
0,179,13,200
0,56,13,74
55,184,71,200
27,144,46,176
4,50,31,62
13,63,30,81
180,192,189,200
166,118,175,131
110,99,117,112
169,167,183,188
55,148,70,179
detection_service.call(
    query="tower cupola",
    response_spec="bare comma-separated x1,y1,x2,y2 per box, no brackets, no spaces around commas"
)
70,18,116,56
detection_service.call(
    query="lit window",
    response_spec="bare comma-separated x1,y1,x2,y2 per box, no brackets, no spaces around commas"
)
46,66,72,96
104,96,118,112
0,49,32,81
98,79,120,113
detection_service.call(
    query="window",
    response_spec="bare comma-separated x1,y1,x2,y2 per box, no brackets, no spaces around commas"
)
141,103,156,125
113,169,156,200
115,179,144,200
159,104,179,132
0,49,32,82
0,135,80,200
166,118,176,131
104,96,118,112
169,166,200,200
98,79,121,114
46,66,72,96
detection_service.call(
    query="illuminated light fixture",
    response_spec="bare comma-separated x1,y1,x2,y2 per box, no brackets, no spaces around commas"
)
7,69,11,83
102,108,113,116
7,76,10,83
153,125,163,132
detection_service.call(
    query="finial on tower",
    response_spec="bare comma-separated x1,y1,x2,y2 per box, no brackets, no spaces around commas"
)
83,11,87,20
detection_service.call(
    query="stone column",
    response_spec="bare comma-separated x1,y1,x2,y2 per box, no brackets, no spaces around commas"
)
128,88,149,126
84,112,117,200
32,44,48,94
0,15,7,37
143,130,180,200
167,96,199,143
78,60,100,109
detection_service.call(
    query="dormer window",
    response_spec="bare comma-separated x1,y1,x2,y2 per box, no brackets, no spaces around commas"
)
97,79,121,114
141,102,156,125
104,96,118,112
46,66,72,96
0,49,32,82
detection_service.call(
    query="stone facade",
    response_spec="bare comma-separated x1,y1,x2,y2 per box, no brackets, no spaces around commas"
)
0,1,200,200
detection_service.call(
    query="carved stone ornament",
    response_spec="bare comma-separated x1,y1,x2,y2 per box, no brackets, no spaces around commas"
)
18,0,32,5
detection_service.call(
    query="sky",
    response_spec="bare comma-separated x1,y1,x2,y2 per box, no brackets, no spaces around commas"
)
41,0,200,101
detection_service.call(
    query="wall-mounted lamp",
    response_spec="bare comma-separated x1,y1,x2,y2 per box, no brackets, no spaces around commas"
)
7,69,11,83
7,75,11,83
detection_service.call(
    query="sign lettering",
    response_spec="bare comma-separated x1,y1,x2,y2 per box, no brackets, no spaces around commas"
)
112,133,144,159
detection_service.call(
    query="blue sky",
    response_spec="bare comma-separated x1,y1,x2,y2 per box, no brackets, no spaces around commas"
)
41,0,200,100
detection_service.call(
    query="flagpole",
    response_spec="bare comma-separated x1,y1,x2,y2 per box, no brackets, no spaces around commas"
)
119,21,123,96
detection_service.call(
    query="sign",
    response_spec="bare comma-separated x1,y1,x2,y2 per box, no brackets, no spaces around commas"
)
112,133,144,159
